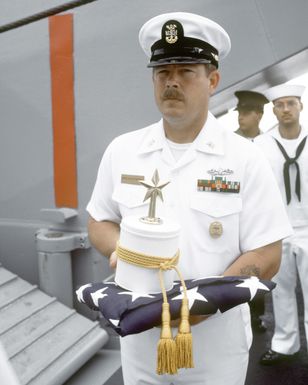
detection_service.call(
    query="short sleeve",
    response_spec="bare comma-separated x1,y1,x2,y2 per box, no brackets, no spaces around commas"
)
86,143,121,223
239,145,292,252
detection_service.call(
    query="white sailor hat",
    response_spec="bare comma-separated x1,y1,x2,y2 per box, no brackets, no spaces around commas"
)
139,12,231,68
264,84,306,102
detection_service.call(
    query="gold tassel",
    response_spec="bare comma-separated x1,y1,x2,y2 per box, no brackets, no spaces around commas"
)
116,245,194,374
157,302,178,375
175,297,194,369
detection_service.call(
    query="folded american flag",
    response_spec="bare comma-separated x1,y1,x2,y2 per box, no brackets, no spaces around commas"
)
76,276,274,337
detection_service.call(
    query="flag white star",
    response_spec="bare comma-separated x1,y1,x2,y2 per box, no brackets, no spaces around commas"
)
76,283,92,303
91,287,109,306
109,319,120,327
171,286,208,309
236,277,269,300
118,291,155,302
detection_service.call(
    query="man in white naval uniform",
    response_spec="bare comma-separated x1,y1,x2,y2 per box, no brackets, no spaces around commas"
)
87,12,292,385
256,84,308,366
234,90,269,141
234,90,269,333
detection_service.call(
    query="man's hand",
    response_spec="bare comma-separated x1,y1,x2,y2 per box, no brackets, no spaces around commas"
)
109,250,118,269
87,218,120,262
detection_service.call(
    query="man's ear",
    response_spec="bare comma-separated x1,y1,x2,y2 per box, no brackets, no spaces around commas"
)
257,111,263,123
208,70,220,95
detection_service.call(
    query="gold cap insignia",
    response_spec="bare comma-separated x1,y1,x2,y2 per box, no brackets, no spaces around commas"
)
209,221,223,238
165,23,178,44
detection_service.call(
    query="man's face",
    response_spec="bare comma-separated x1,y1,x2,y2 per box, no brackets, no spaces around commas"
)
152,64,219,126
273,96,303,126
238,109,262,132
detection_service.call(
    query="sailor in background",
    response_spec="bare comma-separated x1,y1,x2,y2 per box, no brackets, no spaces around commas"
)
234,90,269,140
255,84,308,365
234,90,269,334
87,12,292,385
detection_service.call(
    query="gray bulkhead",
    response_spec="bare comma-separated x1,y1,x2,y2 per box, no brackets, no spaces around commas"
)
0,1,308,384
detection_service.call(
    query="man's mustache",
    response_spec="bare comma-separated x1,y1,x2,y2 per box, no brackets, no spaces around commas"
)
162,88,184,101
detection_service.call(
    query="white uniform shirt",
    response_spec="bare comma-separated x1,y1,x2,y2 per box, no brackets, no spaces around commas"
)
87,113,292,279
255,125,308,227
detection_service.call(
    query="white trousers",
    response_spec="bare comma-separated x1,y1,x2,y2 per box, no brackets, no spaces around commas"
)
120,305,250,385
271,226,308,354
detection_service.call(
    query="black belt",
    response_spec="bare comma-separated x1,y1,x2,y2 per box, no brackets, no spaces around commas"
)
274,136,307,204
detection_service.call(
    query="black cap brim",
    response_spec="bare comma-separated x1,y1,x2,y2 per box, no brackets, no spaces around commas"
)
148,57,212,68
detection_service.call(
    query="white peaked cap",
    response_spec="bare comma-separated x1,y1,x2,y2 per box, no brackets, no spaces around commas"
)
264,84,306,102
139,12,231,68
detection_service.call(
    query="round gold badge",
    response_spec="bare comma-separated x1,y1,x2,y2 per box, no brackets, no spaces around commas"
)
209,221,223,238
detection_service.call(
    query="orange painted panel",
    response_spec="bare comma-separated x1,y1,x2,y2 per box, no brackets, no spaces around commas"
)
49,14,78,208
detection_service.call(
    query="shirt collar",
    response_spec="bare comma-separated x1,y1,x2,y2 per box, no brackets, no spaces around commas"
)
268,124,308,142
138,113,225,156
194,112,224,155
138,120,165,154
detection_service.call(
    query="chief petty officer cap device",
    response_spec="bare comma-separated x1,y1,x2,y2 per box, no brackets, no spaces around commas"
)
139,12,231,68
234,90,269,113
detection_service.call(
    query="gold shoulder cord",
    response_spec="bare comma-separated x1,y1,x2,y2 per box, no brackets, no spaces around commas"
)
116,243,194,375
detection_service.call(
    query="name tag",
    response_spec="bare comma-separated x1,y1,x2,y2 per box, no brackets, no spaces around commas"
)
121,174,145,185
